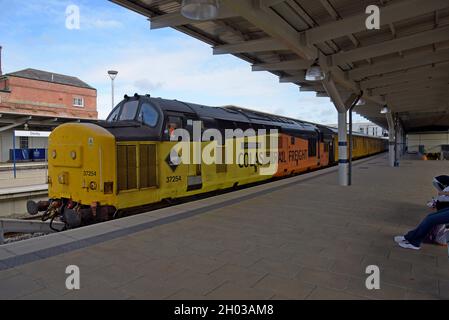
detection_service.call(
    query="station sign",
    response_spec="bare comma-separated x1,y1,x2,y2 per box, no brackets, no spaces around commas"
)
14,130,51,138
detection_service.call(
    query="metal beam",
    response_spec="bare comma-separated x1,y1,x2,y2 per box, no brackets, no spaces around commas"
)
213,38,288,55
0,122,25,133
332,25,449,66
0,116,32,133
349,49,449,80
279,72,306,83
300,85,324,92
221,0,317,59
302,0,449,45
371,82,449,96
260,0,286,8
360,66,449,89
252,59,312,71
386,94,449,103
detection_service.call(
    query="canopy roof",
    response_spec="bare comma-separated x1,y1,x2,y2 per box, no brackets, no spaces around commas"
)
111,0,449,132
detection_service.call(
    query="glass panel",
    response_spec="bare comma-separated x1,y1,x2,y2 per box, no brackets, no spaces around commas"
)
107,106,121,122
119,100,139,121
165,116,183,140
138,103,159,127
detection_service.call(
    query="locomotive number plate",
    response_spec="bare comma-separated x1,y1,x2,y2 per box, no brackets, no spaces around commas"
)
166,176,182,183
83,171,97,177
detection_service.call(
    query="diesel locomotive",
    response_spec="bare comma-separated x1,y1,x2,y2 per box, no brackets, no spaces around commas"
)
27,94,387,228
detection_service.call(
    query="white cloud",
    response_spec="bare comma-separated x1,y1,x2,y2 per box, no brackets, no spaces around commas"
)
85,18,123,29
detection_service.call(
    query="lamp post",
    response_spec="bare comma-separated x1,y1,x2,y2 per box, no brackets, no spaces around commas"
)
108,70,118,109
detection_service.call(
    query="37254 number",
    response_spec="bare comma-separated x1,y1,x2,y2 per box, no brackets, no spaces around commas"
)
166,176,182,183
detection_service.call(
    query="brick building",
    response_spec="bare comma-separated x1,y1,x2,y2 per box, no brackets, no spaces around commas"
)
0,49,98,163
0,68,97,119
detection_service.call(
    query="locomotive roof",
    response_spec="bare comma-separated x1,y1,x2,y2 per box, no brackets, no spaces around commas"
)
103,95,386,141
149,97,318,134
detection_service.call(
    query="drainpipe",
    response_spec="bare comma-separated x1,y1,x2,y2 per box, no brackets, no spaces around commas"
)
386,112,396,167
348,91,363,186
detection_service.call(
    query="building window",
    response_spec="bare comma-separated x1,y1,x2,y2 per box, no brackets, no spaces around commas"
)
73,97,84,107
20,137,29,149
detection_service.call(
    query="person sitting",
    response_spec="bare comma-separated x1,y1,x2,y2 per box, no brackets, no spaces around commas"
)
395,209,449,250
395,188,449,250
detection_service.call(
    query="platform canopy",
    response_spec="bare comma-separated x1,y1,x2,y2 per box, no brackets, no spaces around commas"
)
111,0,449,132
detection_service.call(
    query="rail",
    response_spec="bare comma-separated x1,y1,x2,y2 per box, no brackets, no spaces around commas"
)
0,218,64,245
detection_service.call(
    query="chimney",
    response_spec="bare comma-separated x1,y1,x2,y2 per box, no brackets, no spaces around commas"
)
0,46,3,76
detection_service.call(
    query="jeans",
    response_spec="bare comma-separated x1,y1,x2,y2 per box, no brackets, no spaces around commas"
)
404,207,449,247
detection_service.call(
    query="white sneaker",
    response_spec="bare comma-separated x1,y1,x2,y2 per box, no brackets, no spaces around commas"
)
398,240,420,250
394,235,406,243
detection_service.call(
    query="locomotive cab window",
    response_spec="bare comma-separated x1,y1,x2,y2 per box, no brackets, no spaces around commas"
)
107,106,121,122
138,103,159,127
165,116,183,140
119,100,139,121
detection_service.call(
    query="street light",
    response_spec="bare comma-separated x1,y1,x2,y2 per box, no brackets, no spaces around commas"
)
108,70,118,110
181,0,219,20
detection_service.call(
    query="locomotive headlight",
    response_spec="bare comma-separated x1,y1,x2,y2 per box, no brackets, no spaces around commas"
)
70,151,77,160
52,150,57,159
89,181,97,190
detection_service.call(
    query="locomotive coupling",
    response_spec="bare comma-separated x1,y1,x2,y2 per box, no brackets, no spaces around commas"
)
62,203,116,229
27,200,51,215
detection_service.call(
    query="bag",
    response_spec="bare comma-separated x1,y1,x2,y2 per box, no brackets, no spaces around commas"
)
433,175,449,191
424,224,449,246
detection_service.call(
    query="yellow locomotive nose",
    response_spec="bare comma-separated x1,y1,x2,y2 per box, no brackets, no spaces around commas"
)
48,122,116,206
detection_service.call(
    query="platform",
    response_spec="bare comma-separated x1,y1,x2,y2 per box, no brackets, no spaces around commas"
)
0,154,448,300
0,167,47,189
0,162,47,172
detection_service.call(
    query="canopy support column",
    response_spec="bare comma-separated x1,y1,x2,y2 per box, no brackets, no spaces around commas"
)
322,74,351,186
386,112,398,167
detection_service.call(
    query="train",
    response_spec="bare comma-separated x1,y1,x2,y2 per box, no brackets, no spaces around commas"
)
26,94,387,228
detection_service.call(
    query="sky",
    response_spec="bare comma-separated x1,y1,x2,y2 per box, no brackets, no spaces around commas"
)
0,0,366,123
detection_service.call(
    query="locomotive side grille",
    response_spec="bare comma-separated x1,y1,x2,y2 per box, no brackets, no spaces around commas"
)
117,145,127,191
117,145,137,191
127,146,137,189
140,144,157,188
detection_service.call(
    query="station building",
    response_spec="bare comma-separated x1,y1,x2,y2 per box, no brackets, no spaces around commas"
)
407,131,449,159
328,122,387,138
0,51,97,163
